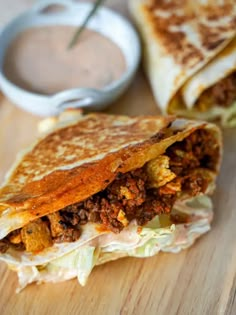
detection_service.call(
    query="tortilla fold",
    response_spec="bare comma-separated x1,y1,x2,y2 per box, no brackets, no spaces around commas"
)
129,0,236,126
0,113,222,291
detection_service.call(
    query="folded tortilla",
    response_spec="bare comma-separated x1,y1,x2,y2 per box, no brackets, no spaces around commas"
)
129,0,236,126
0,113,221,291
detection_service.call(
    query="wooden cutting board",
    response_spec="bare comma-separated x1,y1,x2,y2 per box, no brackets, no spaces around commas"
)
0,1,236,315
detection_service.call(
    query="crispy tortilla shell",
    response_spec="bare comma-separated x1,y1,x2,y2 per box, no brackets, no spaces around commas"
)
0,114,221,239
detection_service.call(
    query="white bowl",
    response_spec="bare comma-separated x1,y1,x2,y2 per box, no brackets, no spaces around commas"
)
0,0,141,116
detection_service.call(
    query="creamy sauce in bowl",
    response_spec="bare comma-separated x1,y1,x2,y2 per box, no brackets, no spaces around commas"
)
3,26,126,95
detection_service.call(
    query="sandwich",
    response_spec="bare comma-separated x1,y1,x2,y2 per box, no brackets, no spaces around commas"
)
0,113,221,291
129,0,236,126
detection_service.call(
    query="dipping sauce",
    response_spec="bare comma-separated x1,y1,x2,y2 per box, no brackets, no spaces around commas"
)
3,26,126,94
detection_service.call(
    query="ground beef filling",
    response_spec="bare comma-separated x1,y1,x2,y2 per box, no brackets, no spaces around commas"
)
196,72,236,110
1,129,219,253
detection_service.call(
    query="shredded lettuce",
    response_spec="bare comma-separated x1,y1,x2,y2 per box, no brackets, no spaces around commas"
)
49,246,100,286
9,195,213,292
170,101,236,128
221,101,236,127
170,106,224,121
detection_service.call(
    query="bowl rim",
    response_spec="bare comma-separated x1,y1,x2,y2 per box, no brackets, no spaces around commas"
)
0,0,141,112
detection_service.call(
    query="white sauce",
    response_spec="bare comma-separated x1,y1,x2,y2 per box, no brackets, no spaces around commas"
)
3,26,126,94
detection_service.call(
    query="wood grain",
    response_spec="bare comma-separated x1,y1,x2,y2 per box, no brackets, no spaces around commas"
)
0,1,236,315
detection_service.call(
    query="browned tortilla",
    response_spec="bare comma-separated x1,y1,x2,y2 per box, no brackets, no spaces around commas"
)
0,113,221,239
142,0,235,66
129,0,236,112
